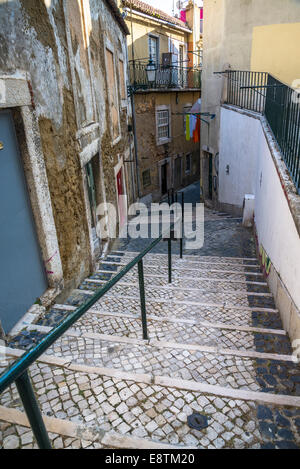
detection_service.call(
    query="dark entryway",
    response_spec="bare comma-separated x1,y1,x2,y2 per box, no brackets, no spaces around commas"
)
161,163,168,195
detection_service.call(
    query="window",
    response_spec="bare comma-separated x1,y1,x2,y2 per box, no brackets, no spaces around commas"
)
185,154,191,174
119,58,126,102
142,169,151,188
105,47,120,142
179,45,184,68
149,35,159,64
156,107,171,144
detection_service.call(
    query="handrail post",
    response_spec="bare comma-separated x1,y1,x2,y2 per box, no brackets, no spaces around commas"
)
180,192,184,259
138,259,148,340
168,238,172,283
15,370,52,449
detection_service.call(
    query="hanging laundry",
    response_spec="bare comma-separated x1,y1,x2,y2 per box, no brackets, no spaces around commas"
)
186,114,190,141
193,116,201,143
190,114,196,139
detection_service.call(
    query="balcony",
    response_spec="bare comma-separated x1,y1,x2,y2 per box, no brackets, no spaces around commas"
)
129,61,202,91
225,70,300,193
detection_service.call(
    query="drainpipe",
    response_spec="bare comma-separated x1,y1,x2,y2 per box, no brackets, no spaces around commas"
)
131,91,141,200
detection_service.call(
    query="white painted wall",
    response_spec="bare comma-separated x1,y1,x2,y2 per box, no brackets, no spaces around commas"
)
219,106,300,311
219,108,259,207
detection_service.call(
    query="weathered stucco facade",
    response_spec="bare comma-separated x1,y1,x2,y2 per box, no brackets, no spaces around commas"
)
0,0,136,333
134,90,201,201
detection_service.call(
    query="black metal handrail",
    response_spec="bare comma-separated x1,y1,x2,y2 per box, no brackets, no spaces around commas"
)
225,70,300,193
129,62,202,90
0,193,185,448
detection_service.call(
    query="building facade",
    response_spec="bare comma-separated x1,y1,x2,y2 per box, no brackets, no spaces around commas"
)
200,0,300,209
0,0,136,334
120,0,202,202
200,0,300,344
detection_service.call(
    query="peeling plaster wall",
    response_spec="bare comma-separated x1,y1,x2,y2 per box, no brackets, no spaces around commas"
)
0,0,134,298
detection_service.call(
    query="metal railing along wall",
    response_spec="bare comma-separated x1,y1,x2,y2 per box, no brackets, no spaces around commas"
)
225,70,300,194
0,192,185,448
129,63,202,90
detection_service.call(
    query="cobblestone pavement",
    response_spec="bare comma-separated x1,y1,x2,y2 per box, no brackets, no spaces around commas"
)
1,200,300,449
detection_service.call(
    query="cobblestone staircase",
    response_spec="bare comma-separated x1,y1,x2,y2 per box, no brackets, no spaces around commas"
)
1,249,300,449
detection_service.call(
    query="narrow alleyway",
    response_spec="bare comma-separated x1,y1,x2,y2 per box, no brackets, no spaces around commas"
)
1,184,300,449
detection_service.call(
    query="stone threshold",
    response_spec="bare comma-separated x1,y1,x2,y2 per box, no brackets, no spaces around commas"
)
25,325,293,362
4,347,300,407
0,406,185,449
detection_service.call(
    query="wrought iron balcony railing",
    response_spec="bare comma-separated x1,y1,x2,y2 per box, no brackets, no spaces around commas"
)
225,70,300,194
129,62,202,91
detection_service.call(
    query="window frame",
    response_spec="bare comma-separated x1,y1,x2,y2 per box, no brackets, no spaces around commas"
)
142,169,151,188
185,153,192,175
156,105,171,146
148,34,160,65
118,53,127,109
104,38,121,146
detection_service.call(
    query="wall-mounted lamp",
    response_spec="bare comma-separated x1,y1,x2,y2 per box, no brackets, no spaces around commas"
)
146,58,156,86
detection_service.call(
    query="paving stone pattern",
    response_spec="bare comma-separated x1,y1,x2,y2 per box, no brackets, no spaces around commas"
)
1,205,300,449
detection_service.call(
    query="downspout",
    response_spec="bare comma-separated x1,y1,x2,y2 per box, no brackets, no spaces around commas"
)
131,91,141,199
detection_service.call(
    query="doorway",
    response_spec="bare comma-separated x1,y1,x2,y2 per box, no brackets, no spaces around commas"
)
161,163,168,196
0,110,47,333
116,167,126,231
85,155,102,252
174,156,182,189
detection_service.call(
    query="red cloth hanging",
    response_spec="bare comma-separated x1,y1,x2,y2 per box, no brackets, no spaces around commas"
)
193,116,201,143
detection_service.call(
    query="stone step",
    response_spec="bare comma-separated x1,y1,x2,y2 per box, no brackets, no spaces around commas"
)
111,251,259,264
52,304,285,334
86,275,269,295
47,298,282,331
37,306,287,353
97,262,263,280
60,290,279,325
2,348,300,449
10,327,298,398
96,266,263,284
101,258,261,273
4,347,300,407
74,282,276,310
92,268,268,286
0,406,189,449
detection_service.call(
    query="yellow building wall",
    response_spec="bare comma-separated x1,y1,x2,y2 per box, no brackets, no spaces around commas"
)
251,23,300,86
126,14,186,62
